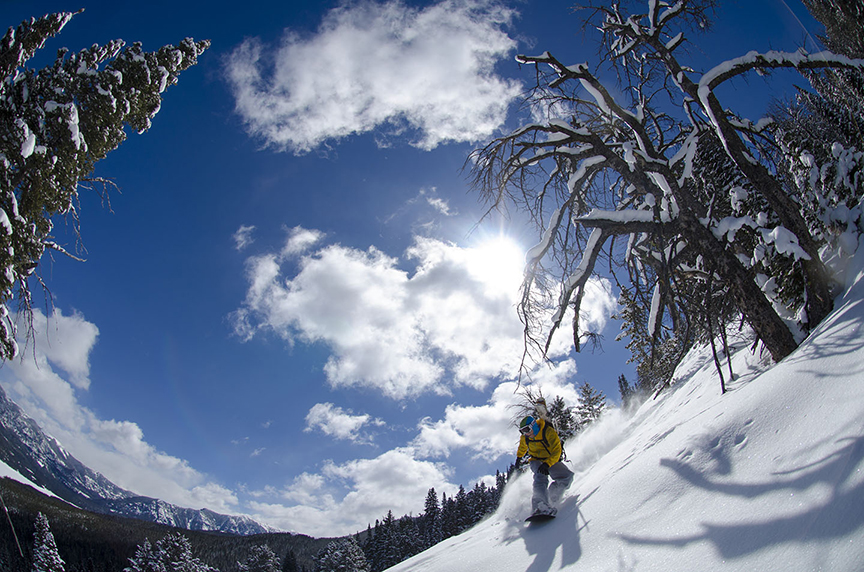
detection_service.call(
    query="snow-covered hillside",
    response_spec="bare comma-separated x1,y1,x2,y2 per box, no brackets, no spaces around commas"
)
0,460,58,499
391,245,864,571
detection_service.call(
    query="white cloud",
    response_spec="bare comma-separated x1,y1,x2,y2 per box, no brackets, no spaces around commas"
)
426,196,454,217
249,447,456,536
232,229,534,399
233,229,622,401
189,483,240,514
412,361,581,460
0,310,238,514
233,225,257,251
305,402,382,442
579,278,618,336
18,307,99,391
225,0,522,153
281,226,324,257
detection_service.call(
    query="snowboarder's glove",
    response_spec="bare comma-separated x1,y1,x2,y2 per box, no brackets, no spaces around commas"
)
537,463,549,476
514,457,524,469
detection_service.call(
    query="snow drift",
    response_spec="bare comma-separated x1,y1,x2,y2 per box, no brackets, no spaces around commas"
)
390,246,864,571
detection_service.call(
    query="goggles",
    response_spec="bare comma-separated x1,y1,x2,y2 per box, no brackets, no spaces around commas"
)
519,423,534,435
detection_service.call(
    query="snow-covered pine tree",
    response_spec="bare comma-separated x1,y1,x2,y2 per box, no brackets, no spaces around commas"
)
397,516,423,562
493,470,506,508
547,395,578,440
422,487,442,547
124,538,161,572
315,537,369,572
576,382,606,427
31,512,65,572
361,519,381,572
439,492,458,539
617,374,634,408
238,545,280,572
772,0,864,297
125,533,215,572
0,12,208,360
453,485,470,534
156,533,215,572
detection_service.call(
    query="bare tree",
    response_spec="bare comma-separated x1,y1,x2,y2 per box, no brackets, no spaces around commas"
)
470,0,864,376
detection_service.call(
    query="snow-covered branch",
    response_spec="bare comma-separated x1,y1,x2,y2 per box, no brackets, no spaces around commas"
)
699,50,864,93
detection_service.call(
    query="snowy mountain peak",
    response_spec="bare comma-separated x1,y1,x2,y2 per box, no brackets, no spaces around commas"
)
0,385,272,536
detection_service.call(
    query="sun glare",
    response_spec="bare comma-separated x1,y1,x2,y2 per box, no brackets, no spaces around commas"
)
469,236,525,295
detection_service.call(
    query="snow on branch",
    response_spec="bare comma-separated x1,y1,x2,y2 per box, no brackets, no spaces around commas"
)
699,50,864,94
696,49,864,163
759,226,812,261
525,207,564,266
576,208,658,232
568,156,607,193
546,226,609,353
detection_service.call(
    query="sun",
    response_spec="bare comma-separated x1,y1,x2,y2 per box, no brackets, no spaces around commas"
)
468,235,526,295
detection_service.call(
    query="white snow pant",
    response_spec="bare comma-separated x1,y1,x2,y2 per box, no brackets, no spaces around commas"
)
530,460,573,512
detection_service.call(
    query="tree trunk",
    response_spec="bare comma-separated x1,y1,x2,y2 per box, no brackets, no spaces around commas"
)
705,91,835,327
677,209,799,362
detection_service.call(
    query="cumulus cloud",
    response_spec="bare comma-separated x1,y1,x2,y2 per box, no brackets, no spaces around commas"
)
305,402,382,442
247,362,585,536
232,228,621,400
412,360,581,460
232,229,535,399
249,447,456,536
224,0,522,153
0,309,238,514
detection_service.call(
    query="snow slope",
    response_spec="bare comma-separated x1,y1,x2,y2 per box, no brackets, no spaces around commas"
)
0,460,59,500
391,249,864,571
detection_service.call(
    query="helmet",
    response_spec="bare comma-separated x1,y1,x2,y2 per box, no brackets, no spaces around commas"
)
519,416,538,436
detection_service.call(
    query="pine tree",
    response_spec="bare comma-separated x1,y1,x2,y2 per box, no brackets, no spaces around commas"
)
124,538,161,572
547,395,578,440
31,512,65,572
618,374,634,408
454,485,470,533
396,516,422,561
0,12,208,360
316,537,369,572
493,470,507,508
422,488,442,547
576,382,606,427
439,493,458,539
239,545,280,572
125,533,215,572
362,520,381,572
281,549,299,572
772,0,864,291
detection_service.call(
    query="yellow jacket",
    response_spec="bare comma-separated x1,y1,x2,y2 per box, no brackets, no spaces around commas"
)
516,418,562,466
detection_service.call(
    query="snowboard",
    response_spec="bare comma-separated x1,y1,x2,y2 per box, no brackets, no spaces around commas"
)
525,512,556,523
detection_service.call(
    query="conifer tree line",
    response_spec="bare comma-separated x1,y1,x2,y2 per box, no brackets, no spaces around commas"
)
355,477,503,572
13,509,306,572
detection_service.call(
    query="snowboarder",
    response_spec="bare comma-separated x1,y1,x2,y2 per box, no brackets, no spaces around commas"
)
516,415,573,519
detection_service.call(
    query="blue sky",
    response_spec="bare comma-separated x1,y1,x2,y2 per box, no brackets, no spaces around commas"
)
1,0,822,537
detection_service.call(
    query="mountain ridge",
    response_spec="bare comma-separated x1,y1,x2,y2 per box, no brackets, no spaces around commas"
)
0,384,272,536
